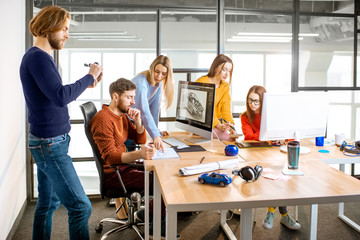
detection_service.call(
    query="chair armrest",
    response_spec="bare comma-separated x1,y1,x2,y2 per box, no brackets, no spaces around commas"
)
126,144,142,151
110,162,144,171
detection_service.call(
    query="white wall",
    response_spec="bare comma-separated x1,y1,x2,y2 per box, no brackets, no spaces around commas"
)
0,0,27,239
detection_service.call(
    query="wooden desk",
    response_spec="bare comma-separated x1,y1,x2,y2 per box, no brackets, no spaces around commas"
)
235,138,360,235
236,139,358,164
143,132,244,239
146,135,360,240
154,159,360,240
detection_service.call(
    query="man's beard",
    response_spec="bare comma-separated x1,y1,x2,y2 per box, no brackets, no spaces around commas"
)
119,106,128,114
48,34,64,50
118,102,132,114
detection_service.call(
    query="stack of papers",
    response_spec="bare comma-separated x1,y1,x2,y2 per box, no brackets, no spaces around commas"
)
152,148,180,160
179,159,239,176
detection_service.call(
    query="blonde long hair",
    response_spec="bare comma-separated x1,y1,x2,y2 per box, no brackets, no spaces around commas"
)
140,55,174,109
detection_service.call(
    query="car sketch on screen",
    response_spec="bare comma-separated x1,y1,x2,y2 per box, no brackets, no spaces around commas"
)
179,89,206,122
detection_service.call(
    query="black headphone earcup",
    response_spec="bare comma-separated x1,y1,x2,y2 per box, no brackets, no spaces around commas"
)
239,166,255,182
254,165,263,180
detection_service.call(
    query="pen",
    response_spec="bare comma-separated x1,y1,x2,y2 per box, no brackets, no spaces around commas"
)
84,62,99,67
200,156,205,164
222,119,236,131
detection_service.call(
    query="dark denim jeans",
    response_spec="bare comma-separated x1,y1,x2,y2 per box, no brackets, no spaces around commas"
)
29,133,92,240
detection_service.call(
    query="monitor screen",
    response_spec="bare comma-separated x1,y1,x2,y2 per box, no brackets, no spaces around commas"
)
259,92,328,141
175,81,216,143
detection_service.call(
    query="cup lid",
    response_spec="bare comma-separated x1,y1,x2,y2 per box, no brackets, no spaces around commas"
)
288,140,300,146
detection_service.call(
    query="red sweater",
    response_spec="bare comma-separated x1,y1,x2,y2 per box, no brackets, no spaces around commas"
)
90,105,146,174
241,113,261,141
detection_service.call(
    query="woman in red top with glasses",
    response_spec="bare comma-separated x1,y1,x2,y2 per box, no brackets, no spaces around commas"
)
240,85,301,231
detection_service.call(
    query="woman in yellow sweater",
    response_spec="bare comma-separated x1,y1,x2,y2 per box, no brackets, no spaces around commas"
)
196,54,235,140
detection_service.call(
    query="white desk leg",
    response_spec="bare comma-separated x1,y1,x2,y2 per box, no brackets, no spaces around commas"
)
337,164,360,232
220,210,236,240
145,170,150,240
154,174,161,239
310,204,318,240
240,208,252,240
339,163,345,172
338,202,360,233
166,207,177,240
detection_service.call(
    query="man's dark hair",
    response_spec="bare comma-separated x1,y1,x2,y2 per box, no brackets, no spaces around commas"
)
109,78,136,97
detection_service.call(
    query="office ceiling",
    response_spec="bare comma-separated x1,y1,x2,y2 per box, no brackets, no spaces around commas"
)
33,0,355,23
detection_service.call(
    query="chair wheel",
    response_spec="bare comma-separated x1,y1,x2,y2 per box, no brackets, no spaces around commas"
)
95,223,103,233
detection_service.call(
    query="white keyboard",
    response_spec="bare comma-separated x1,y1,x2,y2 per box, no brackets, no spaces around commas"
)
163,137,189,149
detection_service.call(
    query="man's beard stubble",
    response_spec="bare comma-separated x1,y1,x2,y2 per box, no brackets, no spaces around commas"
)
48,34,64,50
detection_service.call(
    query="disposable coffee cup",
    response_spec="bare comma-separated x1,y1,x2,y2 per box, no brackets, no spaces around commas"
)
335,133,345,147
315,136,325,146
287,141,300,169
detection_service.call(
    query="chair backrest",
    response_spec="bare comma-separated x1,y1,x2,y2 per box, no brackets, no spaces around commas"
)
79,101,108,198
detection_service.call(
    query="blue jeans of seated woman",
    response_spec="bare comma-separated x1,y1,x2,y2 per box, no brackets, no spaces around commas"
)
29,133,92,240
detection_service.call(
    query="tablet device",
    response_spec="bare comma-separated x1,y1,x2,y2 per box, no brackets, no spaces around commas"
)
235,141,272,148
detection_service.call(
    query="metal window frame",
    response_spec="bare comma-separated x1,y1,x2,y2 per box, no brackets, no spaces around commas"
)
26,0,360,200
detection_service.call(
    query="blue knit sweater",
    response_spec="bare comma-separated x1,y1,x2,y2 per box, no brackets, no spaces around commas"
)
131,73,162,139
20,47,94,138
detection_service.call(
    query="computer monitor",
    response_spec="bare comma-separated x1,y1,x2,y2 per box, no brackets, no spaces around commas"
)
175,81,216,143
259,92,329,153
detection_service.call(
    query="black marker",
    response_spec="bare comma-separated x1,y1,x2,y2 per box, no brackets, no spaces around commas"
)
84,62,99,67
222,118,236,131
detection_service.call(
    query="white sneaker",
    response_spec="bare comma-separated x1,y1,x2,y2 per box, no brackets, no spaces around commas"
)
262,211,274,230
280,214,301,230
230,209,241,215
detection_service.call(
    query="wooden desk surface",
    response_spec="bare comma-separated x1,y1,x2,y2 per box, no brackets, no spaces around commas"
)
235,139,355,164
154,159,360,211
145,132,244,171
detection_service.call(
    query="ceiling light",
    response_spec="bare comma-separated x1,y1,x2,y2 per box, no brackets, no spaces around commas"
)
70,32,127,36
69,32,141,42
77,38,142,42
227,38,291,43
236,32,319,37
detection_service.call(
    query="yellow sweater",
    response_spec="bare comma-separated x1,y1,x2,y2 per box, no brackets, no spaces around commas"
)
196,76,234,128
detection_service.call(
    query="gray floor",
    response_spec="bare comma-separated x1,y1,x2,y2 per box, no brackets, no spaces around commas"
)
11,198,360,240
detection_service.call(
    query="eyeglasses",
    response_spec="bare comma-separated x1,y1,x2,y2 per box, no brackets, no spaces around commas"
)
247,98,261,105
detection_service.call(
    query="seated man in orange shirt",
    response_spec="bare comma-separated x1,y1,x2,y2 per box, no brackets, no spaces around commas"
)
91,78,155,219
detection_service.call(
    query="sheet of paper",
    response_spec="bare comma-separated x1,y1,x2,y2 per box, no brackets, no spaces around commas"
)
152,148,180,160
179,158,239,176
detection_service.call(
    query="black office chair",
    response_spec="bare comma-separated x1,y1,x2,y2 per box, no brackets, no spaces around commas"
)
80,101,145,240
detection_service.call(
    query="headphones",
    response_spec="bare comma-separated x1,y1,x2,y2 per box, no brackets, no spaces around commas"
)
340,141,360,155
232,165,263,182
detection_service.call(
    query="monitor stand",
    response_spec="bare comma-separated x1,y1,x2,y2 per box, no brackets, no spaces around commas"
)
184,137,211,144
279,131,311,154
279,145,311,154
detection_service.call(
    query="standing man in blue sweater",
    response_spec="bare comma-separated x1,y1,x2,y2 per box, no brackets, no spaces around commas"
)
19,5,103,240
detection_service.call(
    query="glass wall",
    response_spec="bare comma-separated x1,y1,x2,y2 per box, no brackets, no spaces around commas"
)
225,12,292,126
299,16,354,87
29,0,360,196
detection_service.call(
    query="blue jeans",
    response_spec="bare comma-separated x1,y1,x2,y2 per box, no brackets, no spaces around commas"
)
29,133,92,240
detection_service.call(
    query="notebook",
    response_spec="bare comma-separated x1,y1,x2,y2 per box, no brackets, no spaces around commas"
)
235,140,272,148
172,145,206,153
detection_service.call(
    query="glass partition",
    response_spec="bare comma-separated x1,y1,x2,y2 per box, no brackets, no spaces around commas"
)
225,0,293,11
225,12,292,116
161,10,217,68
299,16,354,87
300,0,354,13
